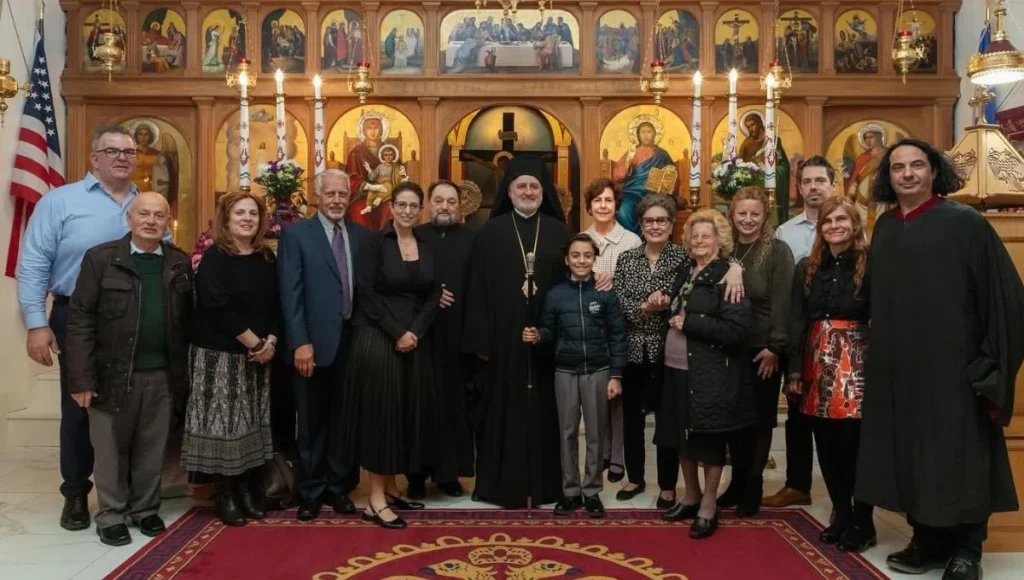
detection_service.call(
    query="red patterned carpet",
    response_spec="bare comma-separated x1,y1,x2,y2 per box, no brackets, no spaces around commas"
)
105,508,886,579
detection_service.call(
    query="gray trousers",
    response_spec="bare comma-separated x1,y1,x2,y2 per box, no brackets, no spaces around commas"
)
89,369,172,529
554,370,609,498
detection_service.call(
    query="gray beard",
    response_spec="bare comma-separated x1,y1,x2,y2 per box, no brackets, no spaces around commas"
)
432,214,455,227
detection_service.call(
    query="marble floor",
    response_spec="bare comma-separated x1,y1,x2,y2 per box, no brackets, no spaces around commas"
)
1,424,1022,579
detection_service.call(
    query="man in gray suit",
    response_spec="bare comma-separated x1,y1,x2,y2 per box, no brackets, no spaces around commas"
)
278,169,370,521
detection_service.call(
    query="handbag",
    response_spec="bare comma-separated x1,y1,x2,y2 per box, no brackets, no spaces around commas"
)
260,452,299,510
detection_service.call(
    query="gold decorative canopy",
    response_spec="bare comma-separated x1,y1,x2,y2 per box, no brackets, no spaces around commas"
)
947,89,1024,208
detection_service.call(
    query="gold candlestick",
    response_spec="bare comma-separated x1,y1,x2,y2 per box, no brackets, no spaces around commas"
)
689,186,701,209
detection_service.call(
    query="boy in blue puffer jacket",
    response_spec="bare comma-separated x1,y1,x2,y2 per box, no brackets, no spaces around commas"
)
523,233,628,518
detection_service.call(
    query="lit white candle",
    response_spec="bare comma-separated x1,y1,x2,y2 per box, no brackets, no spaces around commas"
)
726,69,739,160
764,73,777,190
689,72,702,189
313,75,326,175
238,71,251,190
274,70,287,161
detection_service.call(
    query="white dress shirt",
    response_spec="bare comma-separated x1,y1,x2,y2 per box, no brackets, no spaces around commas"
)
775,212,817,263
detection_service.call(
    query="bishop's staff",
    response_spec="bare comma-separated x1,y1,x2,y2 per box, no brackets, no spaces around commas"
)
524,250,536,517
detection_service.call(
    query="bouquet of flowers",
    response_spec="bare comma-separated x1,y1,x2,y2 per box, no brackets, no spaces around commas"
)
255,159,305,202
709,155,765,200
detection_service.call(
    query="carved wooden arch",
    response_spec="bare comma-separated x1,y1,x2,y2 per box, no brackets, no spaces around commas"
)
437,101,582,154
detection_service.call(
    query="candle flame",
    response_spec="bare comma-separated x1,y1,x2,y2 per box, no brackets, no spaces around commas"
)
693,71,702,85
274,69,284,83
313,75,322,89
728,69,738,82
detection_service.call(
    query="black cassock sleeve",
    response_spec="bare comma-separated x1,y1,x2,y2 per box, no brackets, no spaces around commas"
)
461,234,491,360
967,216,1024,426
787,259,809,380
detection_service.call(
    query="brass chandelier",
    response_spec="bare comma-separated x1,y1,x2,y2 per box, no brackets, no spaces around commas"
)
968,0,1024,86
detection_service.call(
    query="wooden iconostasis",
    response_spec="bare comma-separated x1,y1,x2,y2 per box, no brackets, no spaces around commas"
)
60,0,961,244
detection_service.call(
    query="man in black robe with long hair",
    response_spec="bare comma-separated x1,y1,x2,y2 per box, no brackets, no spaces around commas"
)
462,156,571,508
857,138,1024,580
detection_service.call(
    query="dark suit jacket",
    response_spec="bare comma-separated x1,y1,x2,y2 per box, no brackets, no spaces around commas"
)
278,215,370,367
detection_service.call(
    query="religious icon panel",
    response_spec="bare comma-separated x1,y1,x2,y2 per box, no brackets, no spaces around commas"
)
214,105,309,198
899,10,937,74
440,9,580,73
595,10,640,74
777,10,819,73
655,9,700,73
380,10,424,75
262,9,306,73
321,9,365,73
141,9,186,73
327,105,421,231
827,119,910,232
201,8,247,74
715,10,759,74
710,106,804,220
82,9,127,74
834,9,878,74
599,105,691,234
118,117,195,244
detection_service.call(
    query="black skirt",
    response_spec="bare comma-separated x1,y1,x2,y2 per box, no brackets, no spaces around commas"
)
340,325,437,476
654,366,730,466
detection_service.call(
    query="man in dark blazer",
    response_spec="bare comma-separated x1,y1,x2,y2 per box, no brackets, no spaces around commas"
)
278,169,370,520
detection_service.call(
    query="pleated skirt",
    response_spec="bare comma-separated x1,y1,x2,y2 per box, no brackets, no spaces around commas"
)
340,325,437,475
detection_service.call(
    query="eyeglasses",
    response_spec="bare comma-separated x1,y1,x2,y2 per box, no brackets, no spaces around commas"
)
641,217,672,228
393,202,421,212
94,148,138,159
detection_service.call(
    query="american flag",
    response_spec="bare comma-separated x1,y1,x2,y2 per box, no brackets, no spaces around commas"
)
5,32,64,278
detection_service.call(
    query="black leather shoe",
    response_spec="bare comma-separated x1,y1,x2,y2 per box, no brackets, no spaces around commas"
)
656,493,677,509
716,476,745,508
662,502,700,522
215,492,247,526
735,476,763,518
386,493,425,510
886,542,948,574
607,463,625,484
942,556,982,580
837,525,878,553
438,481,464,497
819,523,845,544
583,495,605,518
553,496,583,516
296,500,321,521
406,478,427,500
471,490,483,502
689,511,720,539
615,482,645,501
333,494,356,514
135,515,166,537
97,523,131,547
363,505,407,529
61,494,91,531
235,483,266,519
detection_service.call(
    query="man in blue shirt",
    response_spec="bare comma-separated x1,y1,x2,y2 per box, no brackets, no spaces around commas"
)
763,155,834,510
17,125,141,531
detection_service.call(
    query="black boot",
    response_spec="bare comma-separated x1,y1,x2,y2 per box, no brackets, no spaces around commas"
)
735,476,763,518
214,475,247,526
716,472,745,508
235,470,266,519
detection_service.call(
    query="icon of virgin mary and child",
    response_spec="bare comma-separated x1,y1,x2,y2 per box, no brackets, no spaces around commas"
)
610,115,679,233
345,111,409,230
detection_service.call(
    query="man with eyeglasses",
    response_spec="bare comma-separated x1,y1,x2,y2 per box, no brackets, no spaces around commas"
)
407,180,478,500
17,124,167,531
277,169,371,520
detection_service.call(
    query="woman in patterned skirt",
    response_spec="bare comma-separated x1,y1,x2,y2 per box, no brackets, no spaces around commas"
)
183,192,280,526
787,196,875,552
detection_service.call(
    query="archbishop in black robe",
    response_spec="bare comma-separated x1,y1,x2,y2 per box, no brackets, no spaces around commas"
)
462,157,571,508
416,219,477,484
857,196,1024,528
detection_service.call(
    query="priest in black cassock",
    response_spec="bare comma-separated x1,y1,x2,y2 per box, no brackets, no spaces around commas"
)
410,180,478,499
462,156,571,508
856,139,1024,580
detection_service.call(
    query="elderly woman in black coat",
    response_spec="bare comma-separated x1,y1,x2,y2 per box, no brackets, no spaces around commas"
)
655,209,755,540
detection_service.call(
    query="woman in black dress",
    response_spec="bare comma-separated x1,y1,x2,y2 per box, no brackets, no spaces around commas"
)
342,182,441,529
184,191,281,526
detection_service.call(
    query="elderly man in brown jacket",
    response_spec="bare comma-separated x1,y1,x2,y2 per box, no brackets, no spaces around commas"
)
66,192,192,547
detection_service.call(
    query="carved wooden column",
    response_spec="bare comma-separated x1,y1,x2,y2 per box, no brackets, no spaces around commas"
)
820,2,838,75
700,96,716,207
243,2,260,59
418,97,440,186
66,97,88,181
879,2,896,77
63,2,83,72
193,97,216,229
580,2,598,75
938,3,957,77
580,97,602,230
933,97,956,150
640,2,657,68
699,3,717,77
424,2,441,75
805,97,827,155
362,2,380,72
302,2,319,75
760,2,776,74
182,2,201,74
123,0,140,74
